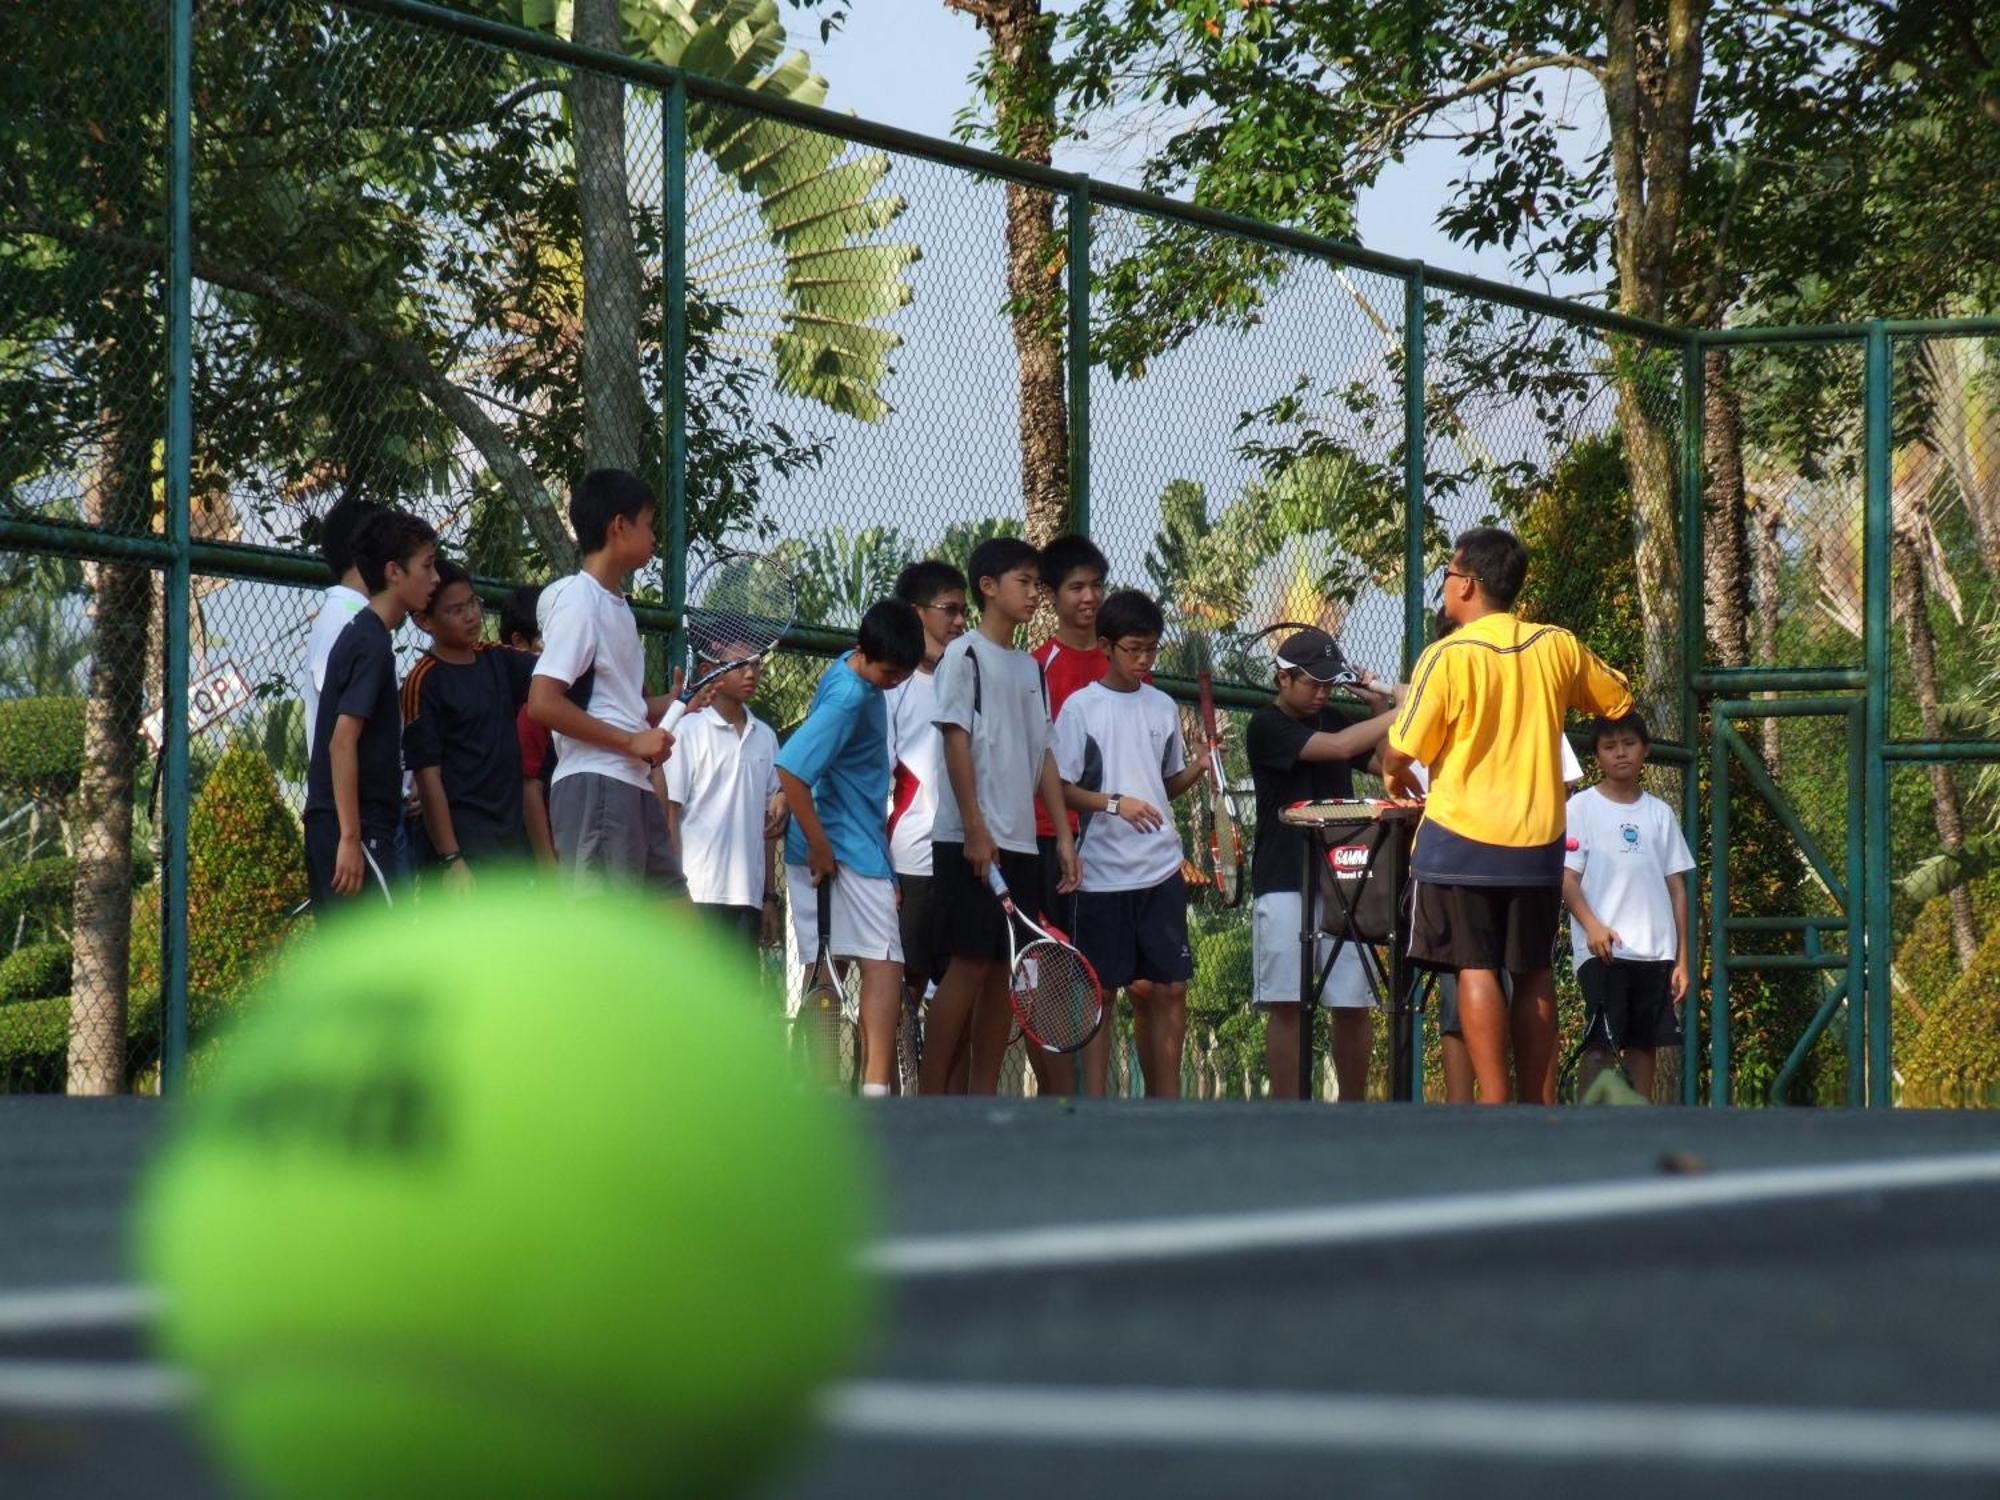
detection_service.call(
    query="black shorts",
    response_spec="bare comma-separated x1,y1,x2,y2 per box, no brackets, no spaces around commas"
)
302,812,406,914
1409,880,1560,974
897,873,936,985
932,841,1046,965
1578,958,1682,1051
1072,874,1194,992
693,901,761,952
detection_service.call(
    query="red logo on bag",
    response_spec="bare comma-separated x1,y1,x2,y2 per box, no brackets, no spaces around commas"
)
1329,844,1370,873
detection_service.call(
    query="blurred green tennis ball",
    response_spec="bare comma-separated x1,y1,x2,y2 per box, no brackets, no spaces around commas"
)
140,877,875,1500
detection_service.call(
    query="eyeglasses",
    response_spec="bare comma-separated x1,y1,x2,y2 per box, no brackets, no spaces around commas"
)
1441,566,1480,585
918,602,969,620
436,598,483,622
1112,639,1161,661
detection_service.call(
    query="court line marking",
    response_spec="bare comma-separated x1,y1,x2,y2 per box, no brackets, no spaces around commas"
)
829,1381,2000,1473
0,1360,190,1414
867,1148,2000,1275
0,1284,154,1337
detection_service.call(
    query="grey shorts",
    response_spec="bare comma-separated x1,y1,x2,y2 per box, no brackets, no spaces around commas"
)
550,772,681,892
1431,969,1515,1038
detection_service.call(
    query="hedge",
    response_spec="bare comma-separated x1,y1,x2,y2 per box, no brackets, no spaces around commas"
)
0,696,85,801
0,940,71,1005
1902,921,2000,1106
0,988,161,1094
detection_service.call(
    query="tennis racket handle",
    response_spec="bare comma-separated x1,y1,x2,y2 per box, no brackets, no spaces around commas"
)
984,864,1010,901
657,697,692,734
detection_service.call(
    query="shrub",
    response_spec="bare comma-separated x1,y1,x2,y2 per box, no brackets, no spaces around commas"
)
0,856,76,938
0,696,85,801
0,940,72,1004
0,988,161,1095
187,744,305,1014
1903,921,2000,1106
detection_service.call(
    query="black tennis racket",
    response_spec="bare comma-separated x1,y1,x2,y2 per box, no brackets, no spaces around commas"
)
659,550,799,734
984,866,1104,1054
803,877,849,1088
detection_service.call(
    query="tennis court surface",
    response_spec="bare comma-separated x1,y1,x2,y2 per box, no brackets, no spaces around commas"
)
7,1096,2000,1498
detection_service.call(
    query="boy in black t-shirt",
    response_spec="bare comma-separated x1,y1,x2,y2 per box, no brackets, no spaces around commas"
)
1244,628,1402,1100
402,560,538,889
499,586,557,868
302,509,438,910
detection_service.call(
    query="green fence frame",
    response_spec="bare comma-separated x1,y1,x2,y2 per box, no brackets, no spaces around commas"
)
3,0,1997,1101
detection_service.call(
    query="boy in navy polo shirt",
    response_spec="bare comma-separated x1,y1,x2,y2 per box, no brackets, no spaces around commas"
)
302,509,438,910
776,600,925,1096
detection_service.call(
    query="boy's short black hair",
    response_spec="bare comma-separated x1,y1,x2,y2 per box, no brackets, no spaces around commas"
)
350,509,438,595
857,599,925,671
317,494,383,581
966,536,1042,600
1039,533,1109,591
420,557,471,613
1451,526,1529,608
1096,588,1164,644
1591,710,1651,747
500,585,542,646
569,468,656,555
894,558,968,608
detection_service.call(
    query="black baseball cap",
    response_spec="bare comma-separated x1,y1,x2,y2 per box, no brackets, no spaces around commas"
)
1274,628,1350,683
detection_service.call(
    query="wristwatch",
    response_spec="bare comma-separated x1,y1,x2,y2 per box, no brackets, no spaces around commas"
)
439,850,463,866
1105,795,1123,818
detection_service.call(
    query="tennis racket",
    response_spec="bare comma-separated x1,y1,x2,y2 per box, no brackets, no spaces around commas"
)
803,877,850,1089
658,550,799,734
1195,667,1245,908
984,866,1104,1054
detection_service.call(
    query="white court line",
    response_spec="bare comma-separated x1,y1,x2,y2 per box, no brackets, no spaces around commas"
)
828,1382,2000,1474
868,1149,2000,1276
0,1360,190,1414
0,1284,155,1337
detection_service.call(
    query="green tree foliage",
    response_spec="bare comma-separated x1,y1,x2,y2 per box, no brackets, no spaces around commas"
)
1514,432,1646,689
0,697,84,803
1903,921,2000,1107
0,940,70,1005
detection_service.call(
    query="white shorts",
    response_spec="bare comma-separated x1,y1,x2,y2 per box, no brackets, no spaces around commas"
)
786,864,903,964
1251,891,1373,1009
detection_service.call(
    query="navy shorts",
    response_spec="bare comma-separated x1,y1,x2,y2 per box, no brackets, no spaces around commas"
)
1070,873,1194,992
1578,958,1682,1051
302,812,408,914
932,841,1045,965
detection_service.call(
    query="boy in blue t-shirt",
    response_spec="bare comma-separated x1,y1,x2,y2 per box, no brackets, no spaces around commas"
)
775,600,925,1096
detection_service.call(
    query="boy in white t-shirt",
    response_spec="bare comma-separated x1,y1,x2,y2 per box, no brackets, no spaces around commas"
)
1055,591,1209,1098
885,559,968,1008
664,641,784,952
526,469,681,891
1562,711,1694,1102
925,537,1079,1096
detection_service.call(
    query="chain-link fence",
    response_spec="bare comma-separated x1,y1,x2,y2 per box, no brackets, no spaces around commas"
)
4,0,1996,1101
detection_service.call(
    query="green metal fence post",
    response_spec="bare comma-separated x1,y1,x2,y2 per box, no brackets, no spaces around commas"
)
1708,712,1730,1107
663,78,688,658
1401,266,1427,1102
1402,265,1427,676
1067,175,1092,538
1680,338,1705,1105
1863,322,1893,1106
160,0,194,1094
1846,704,1866,1106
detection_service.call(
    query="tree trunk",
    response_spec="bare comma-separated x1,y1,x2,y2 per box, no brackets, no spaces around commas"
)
68,415,153,1095
1753,500,1784,774
958,0,1071,545
572,0,647,475
1893,527,1979,963
1702,349,1751,669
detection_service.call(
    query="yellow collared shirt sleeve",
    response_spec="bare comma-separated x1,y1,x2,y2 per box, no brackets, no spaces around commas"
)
1569,640,1634,720
1389,640,1454,768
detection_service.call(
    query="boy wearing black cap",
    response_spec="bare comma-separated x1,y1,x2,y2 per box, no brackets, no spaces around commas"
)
1246,627,1402,1100
1384,526,1633,1105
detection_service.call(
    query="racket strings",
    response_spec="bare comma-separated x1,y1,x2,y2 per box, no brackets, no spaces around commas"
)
1013,938,1102,1052
685,556,796,664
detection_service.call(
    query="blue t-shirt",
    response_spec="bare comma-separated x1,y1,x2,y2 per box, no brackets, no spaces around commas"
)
776,656,892,879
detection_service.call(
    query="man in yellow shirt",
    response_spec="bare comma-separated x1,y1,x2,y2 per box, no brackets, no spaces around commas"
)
1383,527,1633,1104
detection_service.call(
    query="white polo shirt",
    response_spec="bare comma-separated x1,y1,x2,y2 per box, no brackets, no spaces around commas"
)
885,668,943,877
533,571,653,790
302,583,367,736
664,704,780,908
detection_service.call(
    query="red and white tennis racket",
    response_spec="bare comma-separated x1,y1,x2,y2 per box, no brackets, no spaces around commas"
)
984,866,1104,1054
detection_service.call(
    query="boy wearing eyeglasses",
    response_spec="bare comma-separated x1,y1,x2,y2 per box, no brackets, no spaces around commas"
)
403,558,538,888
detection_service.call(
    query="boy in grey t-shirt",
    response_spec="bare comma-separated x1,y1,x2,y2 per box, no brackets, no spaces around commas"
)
923,537,1079,1095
